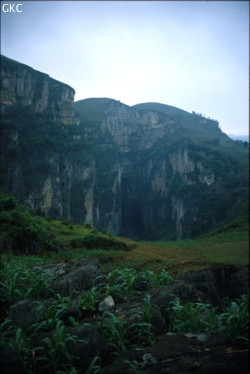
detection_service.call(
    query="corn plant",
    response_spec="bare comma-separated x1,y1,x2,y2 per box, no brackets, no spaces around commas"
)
0,270,29,304
105,269,138,293
98,312,128,355
142,295,154,323
1,319,27,350
28,295,72,334
36,320,86,373
0,319,32,366
84,356,102,374
166,295,249,344
77,287,98,311
0,258,55,304
21,268,55,299
141,269,173,288
103,268,173,300
127,321,155,346
167,299,218,333
216,294,249,344
125,360,144,374
104,283,128,301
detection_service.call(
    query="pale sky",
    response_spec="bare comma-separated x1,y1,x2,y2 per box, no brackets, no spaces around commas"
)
1,0,249,135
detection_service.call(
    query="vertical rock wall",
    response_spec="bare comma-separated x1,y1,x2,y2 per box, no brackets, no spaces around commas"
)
1,56,248,239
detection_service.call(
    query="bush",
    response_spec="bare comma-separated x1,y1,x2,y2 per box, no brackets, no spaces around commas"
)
69,234,132,251
0,194,57,254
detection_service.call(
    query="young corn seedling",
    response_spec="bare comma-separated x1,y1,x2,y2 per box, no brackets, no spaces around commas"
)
125,359,144,374
142,295,154,323
216,294,249,344
77,287,98,311
98,312,128,355
36,320,87,373
127,321,155,346
84,356,102,374
167,298,217,333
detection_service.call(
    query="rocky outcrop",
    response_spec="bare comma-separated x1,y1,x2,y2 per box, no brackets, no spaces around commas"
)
1,55,75,125
151,264,249,311
102,100,178,152
33,259,102,297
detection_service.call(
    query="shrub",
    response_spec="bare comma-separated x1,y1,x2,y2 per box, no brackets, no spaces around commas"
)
69,234,132,251
0,194,57,254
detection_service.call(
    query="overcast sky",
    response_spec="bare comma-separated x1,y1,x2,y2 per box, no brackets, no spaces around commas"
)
1,0,249,135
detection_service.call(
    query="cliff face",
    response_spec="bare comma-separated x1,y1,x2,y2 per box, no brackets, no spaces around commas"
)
1,56,248,240
1,56,75,125
101,100,178,152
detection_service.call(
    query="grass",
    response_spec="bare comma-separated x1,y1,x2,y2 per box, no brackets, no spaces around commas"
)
200,241,249,265
1,217,247,276
98,232,248,274
104,216,249,273
1,195,248,274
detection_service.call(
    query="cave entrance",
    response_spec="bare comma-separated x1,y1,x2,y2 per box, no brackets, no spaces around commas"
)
121,199,145,240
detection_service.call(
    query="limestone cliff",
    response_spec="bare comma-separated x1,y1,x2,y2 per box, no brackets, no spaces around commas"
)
1,56,75,125
1,56,248,240
75,99,248,240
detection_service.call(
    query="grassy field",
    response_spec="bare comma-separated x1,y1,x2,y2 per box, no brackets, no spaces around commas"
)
1,194,248,276
97,235,248,275
17,217,246,276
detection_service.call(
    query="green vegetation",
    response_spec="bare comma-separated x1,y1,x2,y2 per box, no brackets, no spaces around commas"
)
0,194,58,254
0,259,248,373
133,102,222,143
74,98,117,123
0,195,248,372
0,194,132,255
0,217,248,373
0,194,248,274
166,294,249,344
97,268,173,301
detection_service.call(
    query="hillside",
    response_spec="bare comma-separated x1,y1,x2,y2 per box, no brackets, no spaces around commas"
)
74,98,119,123
0,194,248,273
0,55,249,240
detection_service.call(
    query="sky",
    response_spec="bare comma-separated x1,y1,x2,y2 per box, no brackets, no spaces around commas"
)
1,0,249,135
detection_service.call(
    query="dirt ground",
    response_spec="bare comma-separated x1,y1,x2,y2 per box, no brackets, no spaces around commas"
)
100,332,249,374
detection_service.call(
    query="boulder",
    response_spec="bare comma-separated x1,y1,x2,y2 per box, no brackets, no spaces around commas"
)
179,264,249,307
151,308,167,335
33,259,102,297
60,304,83,325
151,265,249,312
9,300,45,328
